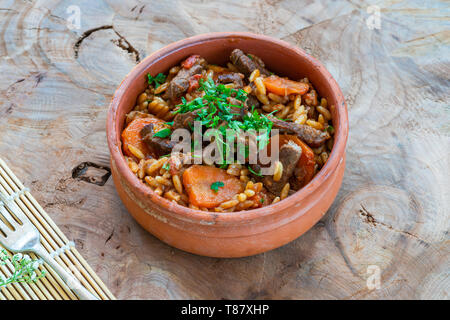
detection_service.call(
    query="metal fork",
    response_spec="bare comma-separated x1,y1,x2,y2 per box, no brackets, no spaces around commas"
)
0,192,98,300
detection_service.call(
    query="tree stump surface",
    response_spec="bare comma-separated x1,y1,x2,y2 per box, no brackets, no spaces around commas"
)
0,0,448,299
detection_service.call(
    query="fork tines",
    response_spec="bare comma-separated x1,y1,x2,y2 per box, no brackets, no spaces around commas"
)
0,192,26,234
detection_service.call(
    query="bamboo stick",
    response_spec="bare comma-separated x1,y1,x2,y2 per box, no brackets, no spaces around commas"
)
0,177,66,300
0,251,40,300
0,286,15,300
0,158,114,300
0,264,28,300
0,167,99,299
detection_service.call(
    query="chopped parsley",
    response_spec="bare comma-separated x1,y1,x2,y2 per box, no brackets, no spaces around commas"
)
162,162,170,171
210,181,225,193
326,125,334,133
248,166,262,177
174,78,273,166
153,128,172,138
147,73,167,88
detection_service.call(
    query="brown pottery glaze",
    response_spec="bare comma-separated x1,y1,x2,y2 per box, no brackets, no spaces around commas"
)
107,32,348,258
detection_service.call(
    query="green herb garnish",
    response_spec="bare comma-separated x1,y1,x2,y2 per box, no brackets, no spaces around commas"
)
0,250,45,287
248,166,263,177
210,181,225,193
260,198,265,203
160,154,171,158
147,73,167,88
326,125,334,133
174,78,273,166
153,128,172,138
162,162,170,171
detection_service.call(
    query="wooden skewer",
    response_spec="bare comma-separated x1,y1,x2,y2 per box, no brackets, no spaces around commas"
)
0,158,115,300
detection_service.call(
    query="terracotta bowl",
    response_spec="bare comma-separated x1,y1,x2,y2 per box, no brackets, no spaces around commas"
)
107,32,348,258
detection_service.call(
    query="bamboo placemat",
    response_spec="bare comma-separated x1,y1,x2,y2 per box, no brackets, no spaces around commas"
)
0,158,115,300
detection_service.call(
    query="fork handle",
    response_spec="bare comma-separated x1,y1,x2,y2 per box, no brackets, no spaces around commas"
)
33,245,99,300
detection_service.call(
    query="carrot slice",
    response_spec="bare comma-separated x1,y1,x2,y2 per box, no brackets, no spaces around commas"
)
263,75,309,96
182,165,243,208
121,117,162,159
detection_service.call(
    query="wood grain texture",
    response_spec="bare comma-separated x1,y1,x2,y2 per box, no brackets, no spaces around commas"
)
0,0,448,299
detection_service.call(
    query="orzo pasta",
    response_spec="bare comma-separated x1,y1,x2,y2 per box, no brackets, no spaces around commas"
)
121,49,334,212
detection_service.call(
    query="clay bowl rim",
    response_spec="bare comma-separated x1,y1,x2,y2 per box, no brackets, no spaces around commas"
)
107,32,348,225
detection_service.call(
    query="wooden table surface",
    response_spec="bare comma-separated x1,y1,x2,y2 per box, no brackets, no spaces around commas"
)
0,0,448,299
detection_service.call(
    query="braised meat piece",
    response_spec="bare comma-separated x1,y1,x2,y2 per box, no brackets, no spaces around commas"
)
263,141,302,195
268,116,329,147
245,94,260,109
217,72,244,87
172,110,199,130
230,49,270,77
166,63,205,100
244,82,261,109
226,97,246,119
141,123,175,155
289,169,306,191
247,53,266,70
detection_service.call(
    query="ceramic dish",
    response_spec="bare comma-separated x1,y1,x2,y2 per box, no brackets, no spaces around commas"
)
107,32,348,258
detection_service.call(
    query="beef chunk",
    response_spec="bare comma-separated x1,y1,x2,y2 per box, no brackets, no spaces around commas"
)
247,53,266,69
268,116,329,147
245,94,260,109
289,170,304,191
172,110,199,130
230,49,270,77
248,163,263,180
263,141,302,195
227,97,246,119
244,82,261,109
166,63,204,100
141,123,175,155
217,72,244,87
